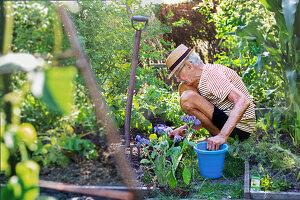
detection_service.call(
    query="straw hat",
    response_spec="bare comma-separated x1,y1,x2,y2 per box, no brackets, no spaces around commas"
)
165,44,193,79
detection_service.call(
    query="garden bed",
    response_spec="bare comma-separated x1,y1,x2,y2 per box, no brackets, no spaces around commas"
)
244,160,300,199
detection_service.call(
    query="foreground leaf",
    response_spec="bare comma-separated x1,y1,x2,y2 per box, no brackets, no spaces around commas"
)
42,66,77,115
169,171,177,189
183,166,191,185
0,53,44,74
140,159,150,164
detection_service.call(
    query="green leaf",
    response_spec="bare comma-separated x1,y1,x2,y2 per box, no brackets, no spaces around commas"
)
42,66,77,115
183,166,191,185
286,69,297,100
260,0,282,13
167,146,181,164
0,53,44,74
140,159,150,164
0,143,9,171
16,160,40,188
150,151,156,159
235,22,264,43
153,155,168,186
254,54,262,72
282,0,299,36
74,137,82,151
275,13,288,33
188,141,196,146
63,139,73,151
296,107,300,143
296,36,300,51
294,2,300,37
168,171,177,189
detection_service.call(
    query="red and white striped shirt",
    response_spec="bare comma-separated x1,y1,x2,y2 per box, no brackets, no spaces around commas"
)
198,64,256,133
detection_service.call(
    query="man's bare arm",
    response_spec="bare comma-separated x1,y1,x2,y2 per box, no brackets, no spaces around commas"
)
207,88,250,150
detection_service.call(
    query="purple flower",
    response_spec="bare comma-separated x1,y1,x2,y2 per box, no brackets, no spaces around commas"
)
153,124,173,135
180,115,201,125
135,135,142,141
160,141,166,146
174,135,182,142
143,139,150,145
137,142,142,146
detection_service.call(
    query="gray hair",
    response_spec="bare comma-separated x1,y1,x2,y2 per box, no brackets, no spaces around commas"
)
185,51,203,66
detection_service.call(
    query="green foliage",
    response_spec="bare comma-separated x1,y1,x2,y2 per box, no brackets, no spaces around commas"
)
106,85,183,132
198,0,300,146
138,121,197,189
196,0,281,107
223,155,244,178
236,0,300,145
254,164,292,192
11,1,59,53
20,94,61,133
1,161,40,200
63,135,98,159
33,138,69,168
73,0,172,96
33,130,98,167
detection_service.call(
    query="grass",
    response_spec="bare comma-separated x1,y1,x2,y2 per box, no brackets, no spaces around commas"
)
191,179,243,199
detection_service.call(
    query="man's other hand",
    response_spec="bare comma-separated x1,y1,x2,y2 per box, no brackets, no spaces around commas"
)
168,126,186,140
207,135,227,151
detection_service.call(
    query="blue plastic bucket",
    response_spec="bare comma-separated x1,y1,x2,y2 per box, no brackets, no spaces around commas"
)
193,141,229,178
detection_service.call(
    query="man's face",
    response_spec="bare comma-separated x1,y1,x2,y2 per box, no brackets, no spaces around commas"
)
175,62,195,86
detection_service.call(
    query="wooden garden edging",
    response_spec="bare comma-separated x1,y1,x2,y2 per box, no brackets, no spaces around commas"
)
244,160,300,199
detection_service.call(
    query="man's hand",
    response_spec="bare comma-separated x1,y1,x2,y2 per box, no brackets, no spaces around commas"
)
207,135,227,151
168,125,186,139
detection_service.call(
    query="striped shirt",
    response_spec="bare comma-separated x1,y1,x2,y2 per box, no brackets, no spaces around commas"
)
197,64,256,133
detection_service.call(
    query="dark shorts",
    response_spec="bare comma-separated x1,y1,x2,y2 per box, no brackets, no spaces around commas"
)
212,106,250,141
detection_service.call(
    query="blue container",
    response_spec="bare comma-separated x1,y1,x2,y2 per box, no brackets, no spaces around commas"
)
194,142,229,178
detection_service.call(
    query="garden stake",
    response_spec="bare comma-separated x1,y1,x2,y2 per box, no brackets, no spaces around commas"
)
124,16,148,146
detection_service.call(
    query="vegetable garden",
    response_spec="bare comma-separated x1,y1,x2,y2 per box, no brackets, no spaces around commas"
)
0,0,299,199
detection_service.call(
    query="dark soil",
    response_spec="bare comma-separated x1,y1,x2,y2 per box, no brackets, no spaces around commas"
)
38,115,168,187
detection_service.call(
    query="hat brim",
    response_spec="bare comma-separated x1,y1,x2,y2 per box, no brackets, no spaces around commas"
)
167,50,193,79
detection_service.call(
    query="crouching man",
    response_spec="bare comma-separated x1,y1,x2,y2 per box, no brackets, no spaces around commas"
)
165,44,256,151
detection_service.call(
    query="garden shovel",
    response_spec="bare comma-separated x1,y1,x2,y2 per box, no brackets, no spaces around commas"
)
124,16,148,146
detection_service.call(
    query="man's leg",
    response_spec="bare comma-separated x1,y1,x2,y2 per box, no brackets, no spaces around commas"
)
178,83,220,136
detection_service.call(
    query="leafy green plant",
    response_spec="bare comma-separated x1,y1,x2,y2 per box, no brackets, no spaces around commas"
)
74,0,172,97
234,0,300,147
257,165,292,192
138,115,199,189
33,137,70,168
63,135,98,159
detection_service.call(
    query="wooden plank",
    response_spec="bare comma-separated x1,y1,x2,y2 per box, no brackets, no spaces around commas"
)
250,191,300,199
39,180,135,200
244,159,251,199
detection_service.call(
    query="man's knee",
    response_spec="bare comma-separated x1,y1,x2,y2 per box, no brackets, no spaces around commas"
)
180,90,199,113
178,83,198,96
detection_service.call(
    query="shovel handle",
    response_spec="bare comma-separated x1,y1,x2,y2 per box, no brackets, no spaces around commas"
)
131,16,148,31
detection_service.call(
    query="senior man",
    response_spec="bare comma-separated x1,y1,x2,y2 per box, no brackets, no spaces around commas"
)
166,44,256,151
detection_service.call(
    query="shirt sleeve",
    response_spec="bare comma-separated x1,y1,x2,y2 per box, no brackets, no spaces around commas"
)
207,69,235,101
